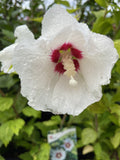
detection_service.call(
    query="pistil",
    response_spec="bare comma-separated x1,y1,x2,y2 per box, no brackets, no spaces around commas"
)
51,43,83,87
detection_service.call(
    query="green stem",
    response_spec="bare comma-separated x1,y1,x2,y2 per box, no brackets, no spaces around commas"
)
60,114,67,130
0,89,5,97
95,114,98,132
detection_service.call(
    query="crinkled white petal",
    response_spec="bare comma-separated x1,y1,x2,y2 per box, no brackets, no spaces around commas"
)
13,38,59,112
80,32,119,91
47,24,90,53
0,44,16,73
51,73,102,115
42,4,78,39
15,25,34,43
0,25,34,73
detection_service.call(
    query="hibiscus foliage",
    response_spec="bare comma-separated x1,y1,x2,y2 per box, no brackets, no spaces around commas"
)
0,0,120,160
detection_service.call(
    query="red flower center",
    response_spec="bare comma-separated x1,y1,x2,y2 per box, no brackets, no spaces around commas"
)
56,152,62,158
50,43,83,74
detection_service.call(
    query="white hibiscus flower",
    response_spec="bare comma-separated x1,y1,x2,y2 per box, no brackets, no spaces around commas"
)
51,148,66,160
0,5,119,115
63,138,74,151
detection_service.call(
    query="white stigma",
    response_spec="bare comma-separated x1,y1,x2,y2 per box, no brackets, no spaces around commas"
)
69,76,78,86
63,56,76,77
62,55,78,87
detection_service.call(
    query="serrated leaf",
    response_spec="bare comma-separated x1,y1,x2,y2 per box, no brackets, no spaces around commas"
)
109,114,120,126
19,152,33,160
81,128,97,145
0,75,19,89
2,29,15,43
10,118,25,135
35,117,60,137
0,97,13,111
23,125,34,137
36,143,50,160
22,107,41,118
17,140,31,150
0,118,25,146
95,0,107,7
110,104,120,116
30,143,50,160
111,128,120,148
0,108,15,123
93,17,112,34
94,143,102,160
114,40,120,57
0,122,14,146
88,101,107,114
94,143,110,160
15,93,27,113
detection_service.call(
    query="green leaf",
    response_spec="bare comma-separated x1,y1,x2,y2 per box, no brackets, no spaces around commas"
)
114,40,120,57
36,143,50,160
23,125,34,137
35,117,60,136
88,100,107,114
55,0,70,7
2,29,15,43
22,106,41,118
110,104,120,116
15,93,27,113
30,143,50,160
114,11,120,25
109,114,120,126
94,143,102,160
92,17,112,34
0,118,25,146
0,97,13,111
10,118,25,136
0,108,15,123
0,155,5,160
0,122,14,146
81,128,97,145
92,10,105,19
67,8,78,14
17,140,31,150
94,143,110,160
30,17,43,23
111,128,120,149
19,152,33,160
0,74,19,89
95,0,107,8
82,145,94,155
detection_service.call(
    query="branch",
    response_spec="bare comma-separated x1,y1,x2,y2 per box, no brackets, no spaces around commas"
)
0,89,5,97
60,114,67,130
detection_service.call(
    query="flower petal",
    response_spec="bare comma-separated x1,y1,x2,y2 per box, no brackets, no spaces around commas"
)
51,73,102,115
48,24,90,53
0,44,16,73
0,25,34,73
42,4,78,38
15,25,34,43
80,33,119,91
13,38,59,112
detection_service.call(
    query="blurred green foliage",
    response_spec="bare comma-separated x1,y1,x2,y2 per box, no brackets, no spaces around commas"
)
0,0,120,160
